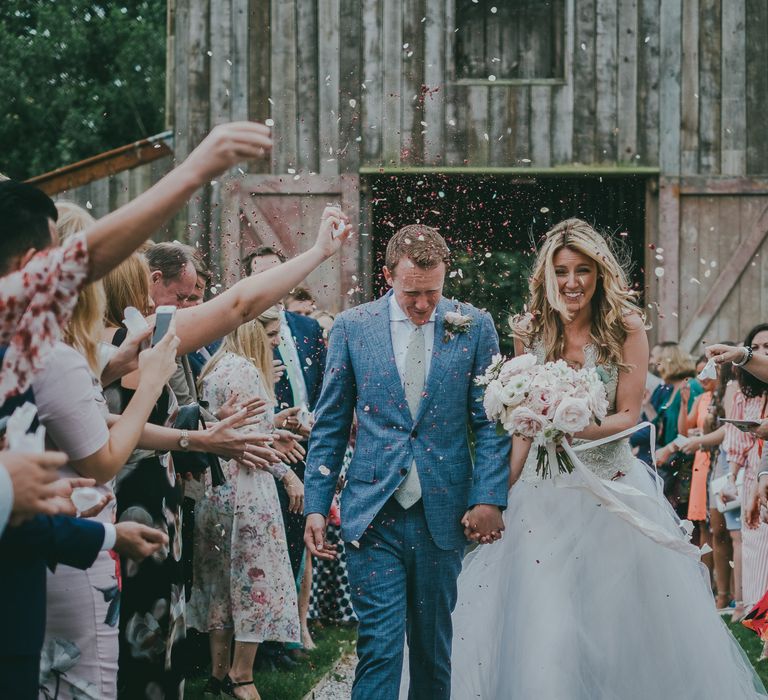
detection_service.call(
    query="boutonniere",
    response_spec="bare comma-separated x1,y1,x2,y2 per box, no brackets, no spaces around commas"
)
443,309,472,342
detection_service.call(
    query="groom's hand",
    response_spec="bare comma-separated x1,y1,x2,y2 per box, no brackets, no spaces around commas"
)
462,504,505,544
304,513,338,561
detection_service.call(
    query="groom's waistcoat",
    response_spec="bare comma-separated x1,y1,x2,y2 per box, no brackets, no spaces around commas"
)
305,292,509,551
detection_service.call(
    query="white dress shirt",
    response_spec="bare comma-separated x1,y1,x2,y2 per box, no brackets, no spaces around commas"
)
279,309,310,407
389,294,435,387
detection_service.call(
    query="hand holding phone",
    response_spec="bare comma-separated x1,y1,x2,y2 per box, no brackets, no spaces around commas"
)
152,306,177,346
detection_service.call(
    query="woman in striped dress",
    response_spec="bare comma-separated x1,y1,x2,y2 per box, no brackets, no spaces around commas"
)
724,325,768,622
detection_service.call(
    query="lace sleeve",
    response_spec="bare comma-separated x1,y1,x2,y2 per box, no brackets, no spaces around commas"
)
0,233,90,401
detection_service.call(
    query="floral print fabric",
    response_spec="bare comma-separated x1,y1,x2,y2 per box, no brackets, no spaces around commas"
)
0,233,89,401
188,352,299,644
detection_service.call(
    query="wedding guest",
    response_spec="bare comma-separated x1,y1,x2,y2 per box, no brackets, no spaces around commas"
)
724,324,768,635
189,307,303,700
654,344,703,452
676,356,717,571
0,122,272,403
310,309,335,343
285,286,316,316
247,247,327,655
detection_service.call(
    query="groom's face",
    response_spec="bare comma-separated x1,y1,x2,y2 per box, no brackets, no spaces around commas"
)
384,257,446,326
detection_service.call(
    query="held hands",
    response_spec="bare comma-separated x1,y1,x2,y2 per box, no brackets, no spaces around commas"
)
183,122,272,184
304,513,338,561
113,521,169,561
462,504,505,544
313,206,352,259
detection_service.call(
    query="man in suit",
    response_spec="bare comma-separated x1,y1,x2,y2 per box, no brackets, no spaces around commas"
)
304,225,510,700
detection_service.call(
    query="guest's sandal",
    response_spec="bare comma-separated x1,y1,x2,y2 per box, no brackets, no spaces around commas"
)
221,675,260,700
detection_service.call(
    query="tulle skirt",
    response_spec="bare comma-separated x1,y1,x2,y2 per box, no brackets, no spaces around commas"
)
449,460,767,699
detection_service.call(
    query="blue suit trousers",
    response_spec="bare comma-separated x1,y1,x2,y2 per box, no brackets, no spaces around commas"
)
346,500,463,700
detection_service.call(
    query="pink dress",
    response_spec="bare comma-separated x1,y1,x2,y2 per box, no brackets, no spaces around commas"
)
726,390,768,607
34,343,118,700
187,352,300,644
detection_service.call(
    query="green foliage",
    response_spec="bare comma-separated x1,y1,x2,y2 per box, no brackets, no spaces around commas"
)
0,0,166,180
443,249,529,355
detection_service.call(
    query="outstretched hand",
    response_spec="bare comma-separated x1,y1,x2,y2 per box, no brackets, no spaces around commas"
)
462,504,505,544
313,206,352,259
183,121,272,183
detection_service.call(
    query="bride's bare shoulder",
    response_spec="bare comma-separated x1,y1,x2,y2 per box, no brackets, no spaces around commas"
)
622,311,646,334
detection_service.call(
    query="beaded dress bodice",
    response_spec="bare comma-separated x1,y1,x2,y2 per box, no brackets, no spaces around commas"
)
519,342,634,482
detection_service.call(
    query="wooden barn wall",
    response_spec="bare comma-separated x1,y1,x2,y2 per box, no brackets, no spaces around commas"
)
52,156,180,240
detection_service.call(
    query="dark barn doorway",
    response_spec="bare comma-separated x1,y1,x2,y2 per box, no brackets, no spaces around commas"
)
367,173,649,354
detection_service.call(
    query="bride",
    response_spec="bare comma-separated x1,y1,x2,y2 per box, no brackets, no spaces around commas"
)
449,219,767,699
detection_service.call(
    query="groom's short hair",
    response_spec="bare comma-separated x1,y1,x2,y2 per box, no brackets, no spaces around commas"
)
386,224,450,273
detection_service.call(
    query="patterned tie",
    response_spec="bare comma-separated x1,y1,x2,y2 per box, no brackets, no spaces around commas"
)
395,325,425,509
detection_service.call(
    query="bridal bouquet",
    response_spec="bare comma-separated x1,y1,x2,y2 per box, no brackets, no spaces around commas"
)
476,354,609,477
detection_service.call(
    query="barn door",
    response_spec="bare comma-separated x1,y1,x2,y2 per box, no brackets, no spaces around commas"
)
218,174,360,313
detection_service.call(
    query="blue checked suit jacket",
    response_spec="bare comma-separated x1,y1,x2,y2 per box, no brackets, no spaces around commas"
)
305,292,510,551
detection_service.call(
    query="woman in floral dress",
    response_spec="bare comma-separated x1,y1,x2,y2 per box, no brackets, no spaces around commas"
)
189,307,304,700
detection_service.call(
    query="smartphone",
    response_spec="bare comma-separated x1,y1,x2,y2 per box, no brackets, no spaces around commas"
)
151,305,177,346
718,417,761,432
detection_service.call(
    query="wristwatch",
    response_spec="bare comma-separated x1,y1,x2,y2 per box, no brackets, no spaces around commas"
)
178,429,191,451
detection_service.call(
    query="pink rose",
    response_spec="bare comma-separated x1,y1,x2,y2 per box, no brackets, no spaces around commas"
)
504,406,548,438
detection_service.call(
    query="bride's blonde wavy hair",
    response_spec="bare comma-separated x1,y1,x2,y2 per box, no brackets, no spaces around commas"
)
513,218,643,372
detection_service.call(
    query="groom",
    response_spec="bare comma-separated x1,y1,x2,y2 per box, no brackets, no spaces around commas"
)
304,225,509,699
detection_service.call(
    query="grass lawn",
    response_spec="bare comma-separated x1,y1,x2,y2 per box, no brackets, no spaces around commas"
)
730,620,768,687
184,625,356,700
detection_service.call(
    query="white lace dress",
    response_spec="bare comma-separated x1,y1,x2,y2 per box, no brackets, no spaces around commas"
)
448,345,767,699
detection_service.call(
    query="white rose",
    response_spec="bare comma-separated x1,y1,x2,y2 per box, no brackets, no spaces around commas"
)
526,385,560,417
551,397,592,435
444,310,472,328
498,353,537,383
504,406,548,438
483,380,506,421
500,375,530,407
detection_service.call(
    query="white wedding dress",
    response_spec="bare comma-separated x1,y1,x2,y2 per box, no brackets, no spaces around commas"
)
448,345,767,699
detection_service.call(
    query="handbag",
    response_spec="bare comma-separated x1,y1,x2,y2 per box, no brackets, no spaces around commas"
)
172,403,226,487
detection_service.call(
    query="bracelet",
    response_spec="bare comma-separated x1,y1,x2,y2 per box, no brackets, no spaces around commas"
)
757,471,768,482
732,345,753,367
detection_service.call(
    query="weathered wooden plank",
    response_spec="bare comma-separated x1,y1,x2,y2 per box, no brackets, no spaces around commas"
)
248,0,271,124
637,0,660,166
231,0,249,121
296,0,319,172
382,0,403,163
616,0,638,163
721,0,747,176
595,0,618,163
186,0,211,246
111,170,131,210
239,174,349,194
443,0,462,165
714,196,743,343
697,0,721,174
657,178,681,340
679,177,768,195
513,86,531,163
679,0,699,174
172,0,190,158
361,0,383,164
401,0,425,165
680,200,768,349
737,196,765,338
677,194,701,332
488,87,513,167
551,0,575,164
209,0,232,126
573,0,597,164
659,0,681,175
466,85,489,166
644,180,661,344
219,181,243,287
423,0,445,165
165,0,177,132
271,0,298,172
338,0,363,172
339,174,361,308
530,86,552,167
485,3,511,167
746,0,768,175
319,0,341,174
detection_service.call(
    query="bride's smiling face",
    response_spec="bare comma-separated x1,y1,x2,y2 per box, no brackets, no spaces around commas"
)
551,247,598,313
